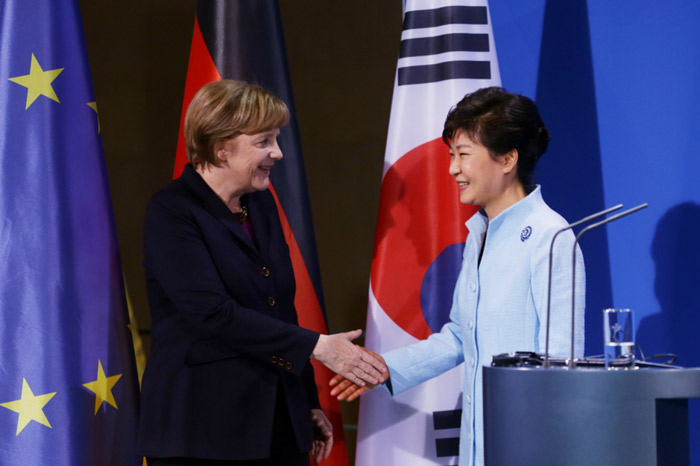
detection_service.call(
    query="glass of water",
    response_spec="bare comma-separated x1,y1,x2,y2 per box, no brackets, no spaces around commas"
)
603,308,635,369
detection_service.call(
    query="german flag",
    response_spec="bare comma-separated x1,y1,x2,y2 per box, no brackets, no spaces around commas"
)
173,2,348,464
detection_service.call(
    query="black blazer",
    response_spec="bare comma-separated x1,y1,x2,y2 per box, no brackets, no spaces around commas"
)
137,165,321,460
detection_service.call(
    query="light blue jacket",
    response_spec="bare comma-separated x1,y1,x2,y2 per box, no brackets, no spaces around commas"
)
383,186,585,466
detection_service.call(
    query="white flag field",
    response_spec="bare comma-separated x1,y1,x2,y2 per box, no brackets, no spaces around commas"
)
357,1,501,464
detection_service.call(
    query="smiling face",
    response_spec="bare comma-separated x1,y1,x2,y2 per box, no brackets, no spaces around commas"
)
448,130,522,218
218,128,283,195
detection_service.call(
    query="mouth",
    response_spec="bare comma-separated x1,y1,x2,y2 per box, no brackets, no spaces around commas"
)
258,165,273,174
457,181,469,192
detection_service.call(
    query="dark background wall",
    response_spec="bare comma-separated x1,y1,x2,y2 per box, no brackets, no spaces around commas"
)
79,0,402,460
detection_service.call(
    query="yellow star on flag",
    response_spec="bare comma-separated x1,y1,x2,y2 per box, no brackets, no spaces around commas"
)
87,101,100,133
0,378,57,435
83,360,122,415
8,53,64,109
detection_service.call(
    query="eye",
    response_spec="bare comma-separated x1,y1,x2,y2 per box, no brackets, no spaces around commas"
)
256,138,269,147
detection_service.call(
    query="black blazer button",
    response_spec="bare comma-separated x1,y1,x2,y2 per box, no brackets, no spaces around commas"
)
267,297,276,307
285,361,293,370
271,356,279,364
260,266,271,277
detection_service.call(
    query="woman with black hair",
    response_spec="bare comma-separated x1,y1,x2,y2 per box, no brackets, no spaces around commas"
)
332,87,585,466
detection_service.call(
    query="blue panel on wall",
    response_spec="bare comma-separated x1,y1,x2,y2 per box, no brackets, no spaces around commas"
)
489,0,546,97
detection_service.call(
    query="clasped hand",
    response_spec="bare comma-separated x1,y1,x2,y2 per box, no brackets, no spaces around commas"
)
329,348,387,401
311,329,387,387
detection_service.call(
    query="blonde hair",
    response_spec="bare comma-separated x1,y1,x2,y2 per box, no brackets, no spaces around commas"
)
184,80,289,168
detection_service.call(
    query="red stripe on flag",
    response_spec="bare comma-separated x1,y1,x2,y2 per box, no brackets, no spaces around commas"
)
269,184,349,466
371,138,479,340
173,17,222,179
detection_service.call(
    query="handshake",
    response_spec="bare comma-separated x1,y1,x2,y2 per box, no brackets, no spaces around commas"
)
311,329,389,401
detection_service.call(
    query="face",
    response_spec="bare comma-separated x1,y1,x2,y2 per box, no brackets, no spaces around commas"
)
218,128,283,194
448,131,511,215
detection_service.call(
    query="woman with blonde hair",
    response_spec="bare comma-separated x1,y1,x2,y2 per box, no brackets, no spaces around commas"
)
139,80,385,466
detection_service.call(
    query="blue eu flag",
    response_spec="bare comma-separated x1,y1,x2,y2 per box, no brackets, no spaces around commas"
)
0,0,140,464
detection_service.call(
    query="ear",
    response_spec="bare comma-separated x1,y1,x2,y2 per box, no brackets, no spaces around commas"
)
213,140,229,163
502,149,519,174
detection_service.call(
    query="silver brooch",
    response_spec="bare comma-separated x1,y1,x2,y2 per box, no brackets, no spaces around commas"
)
520,226,532,242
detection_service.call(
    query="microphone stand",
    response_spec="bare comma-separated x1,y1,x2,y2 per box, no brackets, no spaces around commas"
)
542,205,622,368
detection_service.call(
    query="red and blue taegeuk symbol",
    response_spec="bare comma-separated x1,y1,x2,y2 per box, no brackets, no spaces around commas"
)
371,138,480,340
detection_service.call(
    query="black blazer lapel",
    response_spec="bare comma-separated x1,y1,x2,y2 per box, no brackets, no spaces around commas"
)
178,164,262,260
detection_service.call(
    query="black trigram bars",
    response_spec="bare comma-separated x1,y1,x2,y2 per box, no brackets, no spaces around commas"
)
433,408,462,461
398,6,492,86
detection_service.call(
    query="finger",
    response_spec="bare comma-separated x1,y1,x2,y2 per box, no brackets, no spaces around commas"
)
313,441,322,463
366,348,385,363
338,379,353,390
331,383,351,398
353,365,378,385
330,378,353,396
345,372,366,387
354,361,381,384
346,386,369,402
337,388,353,401
340,328,363,342
360,351,388,374
340,386,358,401
337,383,360,400
328,374,345,387
315,444,322,464
361,349,388,381
358,349,385,371
324,437,333,460
330,386,340,397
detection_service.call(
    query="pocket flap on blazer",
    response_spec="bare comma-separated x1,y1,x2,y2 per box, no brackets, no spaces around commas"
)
185,339,241,366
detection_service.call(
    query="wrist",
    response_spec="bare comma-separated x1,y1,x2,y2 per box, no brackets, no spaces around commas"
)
311,334,327,361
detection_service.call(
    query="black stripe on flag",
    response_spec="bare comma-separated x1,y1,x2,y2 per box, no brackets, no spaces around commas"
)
433,409,462,429
436,437,460,457
398,60,491,86
433,409,462,458
400,33,489,58
404,6,488,30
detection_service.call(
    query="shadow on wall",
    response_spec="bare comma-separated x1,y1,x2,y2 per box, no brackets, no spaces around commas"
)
637,202,700,367
534,0,612,355
638,202,700,466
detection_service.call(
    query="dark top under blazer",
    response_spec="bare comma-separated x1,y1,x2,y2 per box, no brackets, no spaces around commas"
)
137,164,321,460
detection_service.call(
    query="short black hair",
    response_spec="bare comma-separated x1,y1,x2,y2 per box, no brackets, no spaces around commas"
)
442,86,550,187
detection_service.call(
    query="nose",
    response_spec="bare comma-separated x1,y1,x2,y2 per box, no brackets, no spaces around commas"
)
270,139,283,160
448,156,460,176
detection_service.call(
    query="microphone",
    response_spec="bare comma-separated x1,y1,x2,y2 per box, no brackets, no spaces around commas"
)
567,203,648,369
542,205,623,368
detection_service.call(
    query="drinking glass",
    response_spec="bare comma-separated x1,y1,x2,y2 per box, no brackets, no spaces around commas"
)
603,308,635,369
